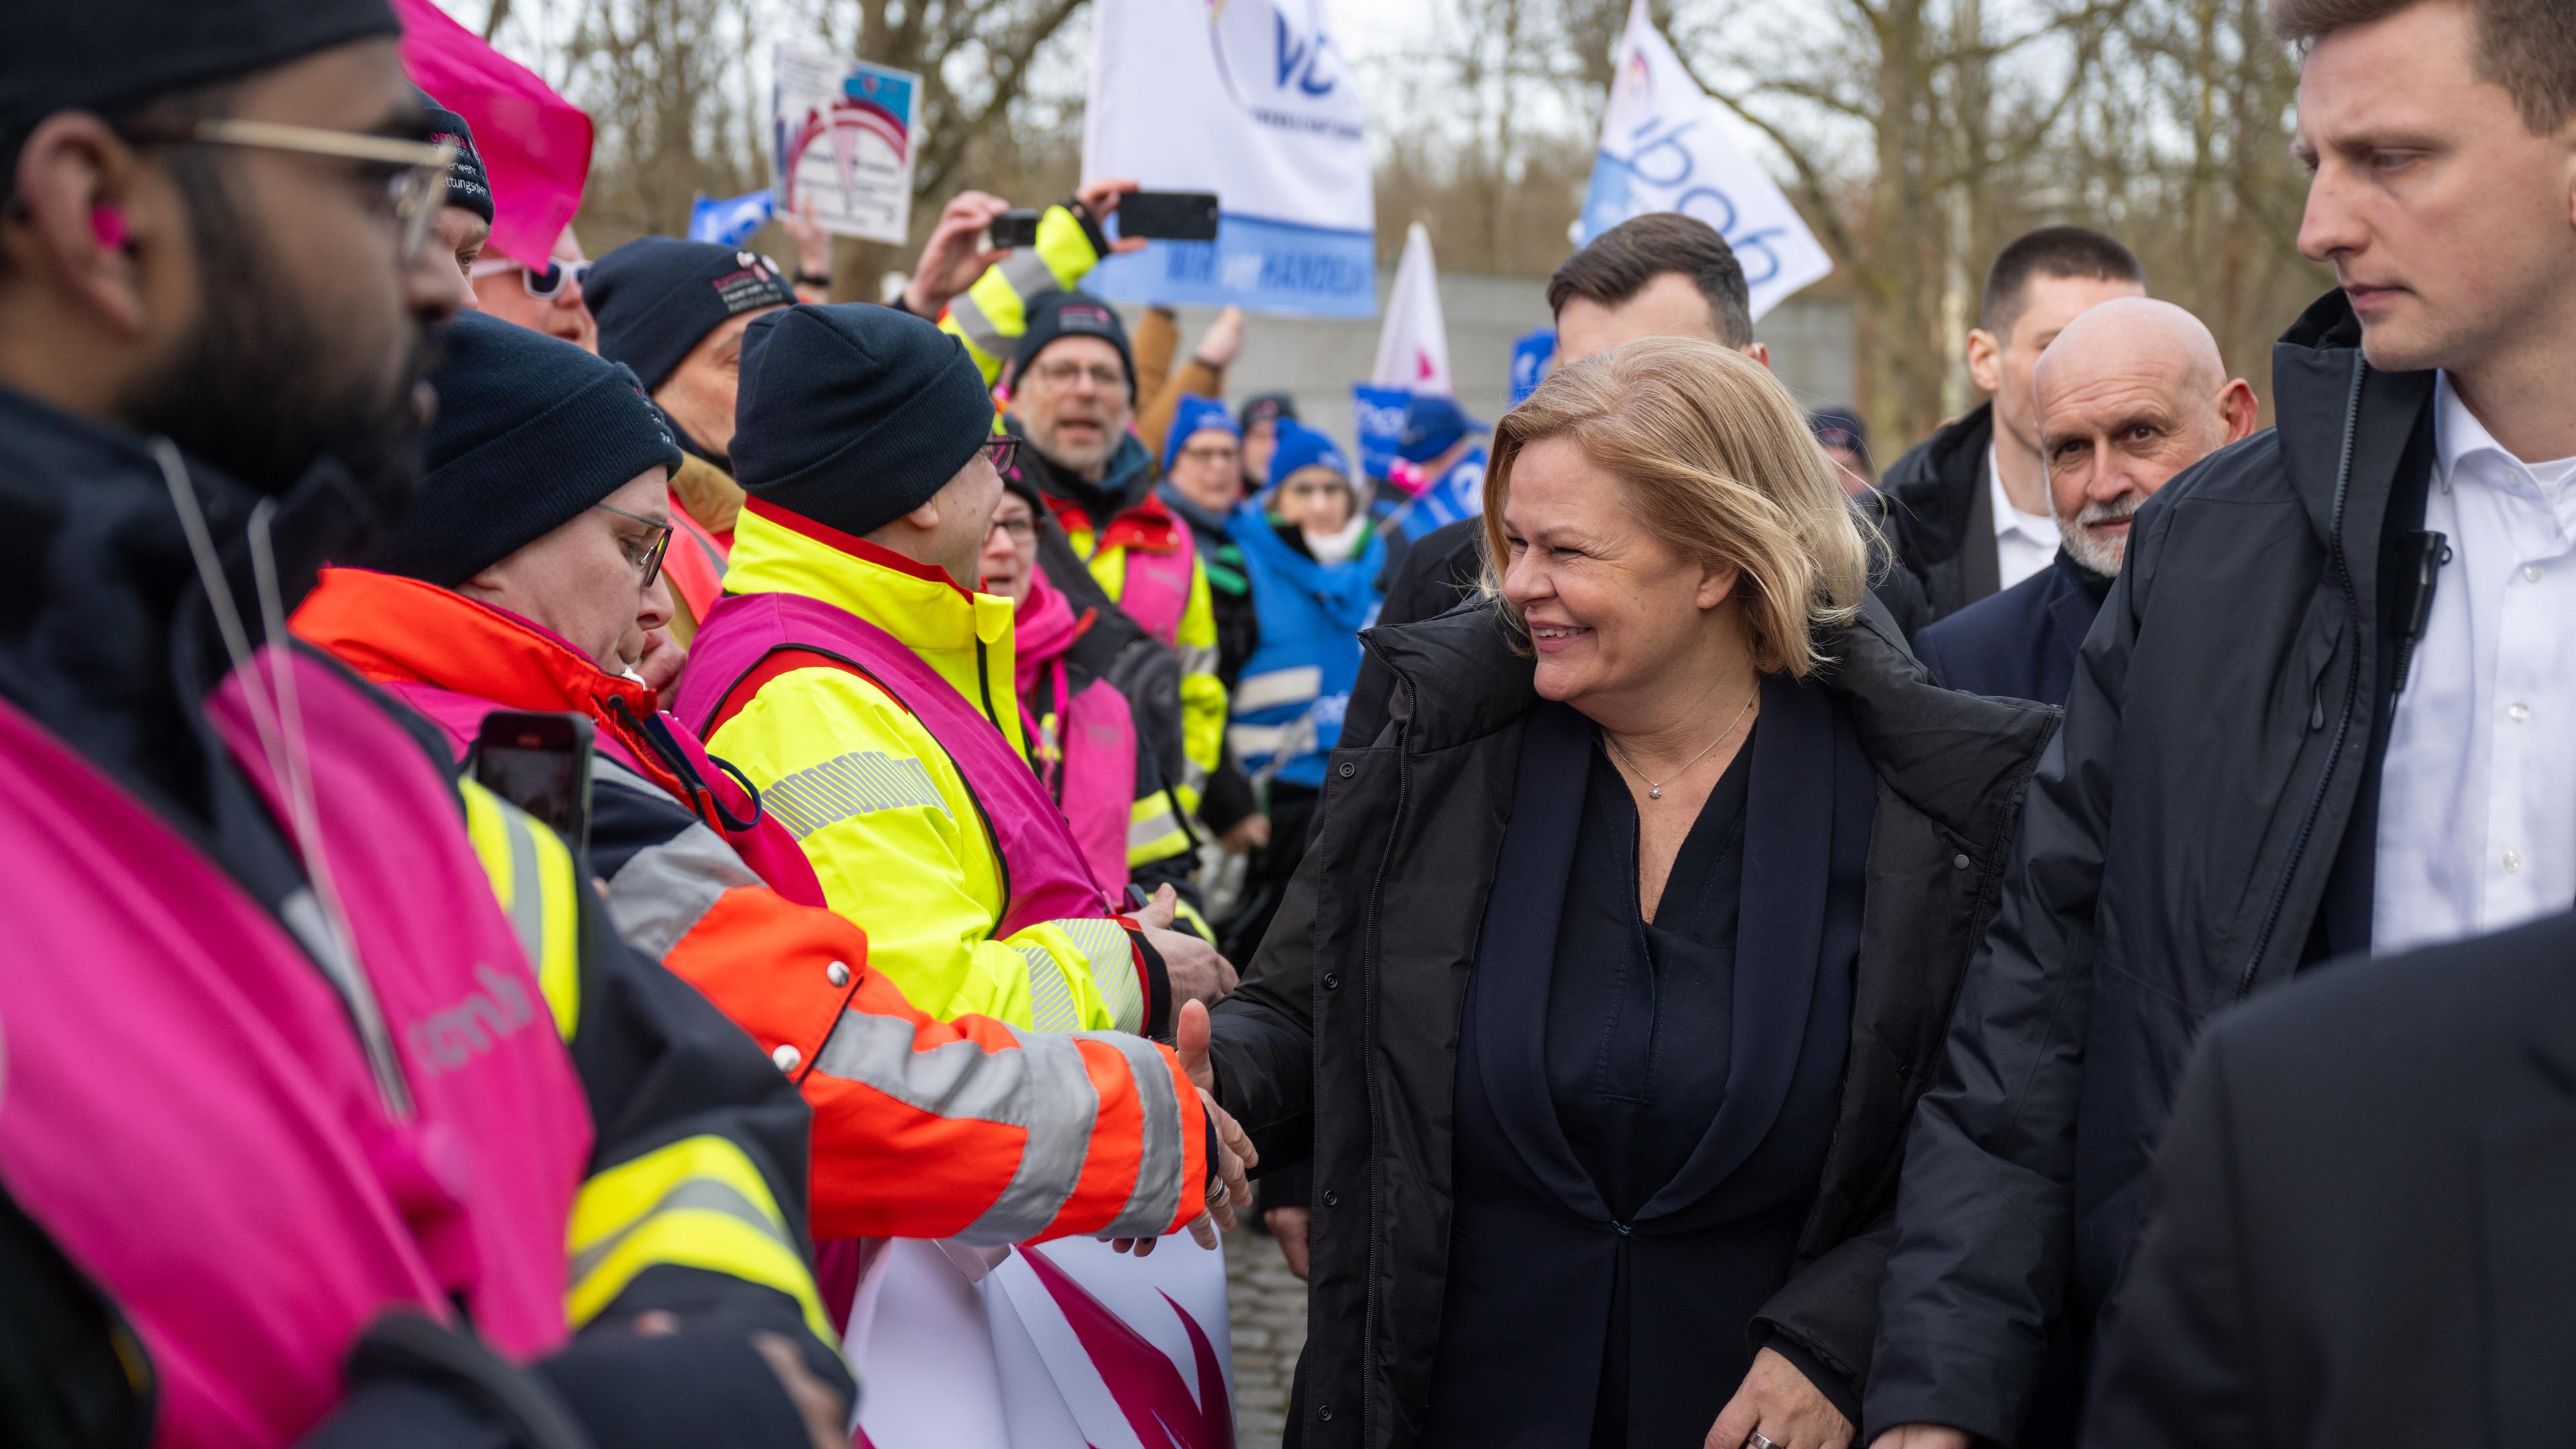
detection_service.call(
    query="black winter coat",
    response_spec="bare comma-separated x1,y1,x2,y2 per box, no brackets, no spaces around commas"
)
2085,910,2576,1449
1205,596,2057,1449
1877,402,1998,623
1866,290,2440,1442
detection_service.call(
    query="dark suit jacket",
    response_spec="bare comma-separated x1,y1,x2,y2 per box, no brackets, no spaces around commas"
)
2084,910,2576,1449
1910,549,2112,705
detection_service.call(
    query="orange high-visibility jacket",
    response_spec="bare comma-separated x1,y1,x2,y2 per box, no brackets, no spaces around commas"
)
296,568,1210,1244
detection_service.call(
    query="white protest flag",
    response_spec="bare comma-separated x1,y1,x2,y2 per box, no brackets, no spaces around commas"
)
1577,0,1833,320
1372,222,1454,394
1083,0,1377,317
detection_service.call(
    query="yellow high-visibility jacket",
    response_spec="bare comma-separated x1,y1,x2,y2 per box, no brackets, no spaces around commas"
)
698,506,1156,1036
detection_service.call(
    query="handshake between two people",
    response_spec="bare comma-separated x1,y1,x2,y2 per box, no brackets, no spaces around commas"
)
1110,885,1254,1257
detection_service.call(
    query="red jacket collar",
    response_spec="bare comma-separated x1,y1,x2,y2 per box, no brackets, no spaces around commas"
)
292,568,679,792
1043,491,1182,553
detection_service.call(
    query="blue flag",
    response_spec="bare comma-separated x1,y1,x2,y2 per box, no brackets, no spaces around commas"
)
689,189,775,247
1352,384,1412,482
1509,327,1556,408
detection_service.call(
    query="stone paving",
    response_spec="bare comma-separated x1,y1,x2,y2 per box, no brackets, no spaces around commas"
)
1226,1222,1307,1449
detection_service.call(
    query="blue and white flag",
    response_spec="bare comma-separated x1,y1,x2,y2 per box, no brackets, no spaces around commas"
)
1509,327,1556,407
1351,384,1411,482
1578,0,1832,321
690,189,775,247
1081,0,1376,319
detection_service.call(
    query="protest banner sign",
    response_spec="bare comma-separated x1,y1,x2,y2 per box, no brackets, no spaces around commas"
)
845,1236,1233,1449
1352,384,1411,482
1083,0,1376,318
1578,0,1833,321
690,189,775,247
1372,223,1452,394
394,0,591,268
772,46,920,246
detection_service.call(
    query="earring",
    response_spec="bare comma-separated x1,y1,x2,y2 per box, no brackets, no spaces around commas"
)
91,205,129,252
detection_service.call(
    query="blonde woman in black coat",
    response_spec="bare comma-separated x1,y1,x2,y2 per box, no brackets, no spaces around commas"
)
1185,338,2057,1449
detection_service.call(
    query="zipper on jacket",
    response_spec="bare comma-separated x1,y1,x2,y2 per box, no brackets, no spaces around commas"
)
2235,357,2369,999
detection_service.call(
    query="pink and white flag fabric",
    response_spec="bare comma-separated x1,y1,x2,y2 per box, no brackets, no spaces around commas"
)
393,0,593,268
1371,223,1452,395
845,1236,1235,1449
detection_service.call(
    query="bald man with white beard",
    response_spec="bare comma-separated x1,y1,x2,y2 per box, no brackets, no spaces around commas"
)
1914,298,2259,704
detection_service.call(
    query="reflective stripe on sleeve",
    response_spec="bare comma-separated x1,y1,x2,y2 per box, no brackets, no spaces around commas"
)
810,1013,1104,1244
1177,644,1224,680
1058,919,1144,1034
601,820,759,963
1095,1031,1190,1239
1233,665,1324,716
568,1133,834,1346
460,781,581,1039
1014,944,1086,1034
1126,794,1189,863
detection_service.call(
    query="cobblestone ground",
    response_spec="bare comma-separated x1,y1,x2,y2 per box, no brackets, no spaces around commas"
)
1227,1222,1307,1449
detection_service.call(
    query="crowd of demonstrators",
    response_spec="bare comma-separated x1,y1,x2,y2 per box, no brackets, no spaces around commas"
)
1912,299,2261,705
1875,227,2149,623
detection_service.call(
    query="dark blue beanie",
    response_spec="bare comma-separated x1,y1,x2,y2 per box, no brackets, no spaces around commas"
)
1010,291,1134,397
415,88,494,225
587,237,798,392
1395,394,1485,464
733,303,996,539
1267,419,1350,491
1161,394,1240,474
368,312,684,587
1,0,394,144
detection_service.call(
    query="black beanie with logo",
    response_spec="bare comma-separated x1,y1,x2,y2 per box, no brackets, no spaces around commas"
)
1010,291,1135,398
586,237,799,392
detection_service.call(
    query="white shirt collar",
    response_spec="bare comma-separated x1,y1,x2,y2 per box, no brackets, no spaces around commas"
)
1987,439,2057,543
2435,370,2576,493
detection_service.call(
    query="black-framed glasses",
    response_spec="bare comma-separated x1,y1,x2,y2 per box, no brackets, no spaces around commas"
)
981,436,1021,474
593,502,673,588
117,117,456,264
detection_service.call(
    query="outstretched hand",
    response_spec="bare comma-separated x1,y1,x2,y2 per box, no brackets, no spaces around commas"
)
1072,176,1149,256
1134,883,1237,1006
1110,1009,1255,1257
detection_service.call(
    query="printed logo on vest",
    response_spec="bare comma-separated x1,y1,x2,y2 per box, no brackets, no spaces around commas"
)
407,964,539,1076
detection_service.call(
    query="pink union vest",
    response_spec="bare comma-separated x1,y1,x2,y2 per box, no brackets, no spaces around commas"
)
0,653,593,1449
675,590,1115,935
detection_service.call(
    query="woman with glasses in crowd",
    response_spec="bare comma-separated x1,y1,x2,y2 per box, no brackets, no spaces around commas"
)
1199,339,2058,1449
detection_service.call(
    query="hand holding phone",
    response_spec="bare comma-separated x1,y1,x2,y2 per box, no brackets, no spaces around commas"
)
472,710,596,855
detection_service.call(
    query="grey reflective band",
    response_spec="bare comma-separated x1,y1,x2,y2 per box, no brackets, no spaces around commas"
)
1015,943,1085,1033
761,750,949,839
603,818,757,962
496,810,549,969
1061,918,1144,1034
1234,665,1324,715
1097,1030,1190,1239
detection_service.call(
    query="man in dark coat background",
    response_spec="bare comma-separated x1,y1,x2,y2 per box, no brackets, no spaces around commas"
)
1913,298,2259,704
1878,228,2145,625
1866,0,2576,1444
2084,908,2576,1448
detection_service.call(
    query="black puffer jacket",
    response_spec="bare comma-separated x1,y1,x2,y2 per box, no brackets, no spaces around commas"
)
1206,596,2057,1449
1866,289,2441,1442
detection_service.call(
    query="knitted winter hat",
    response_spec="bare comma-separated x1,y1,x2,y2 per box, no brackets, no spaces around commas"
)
586,236,797,391
1011,291,1134,397
1267,419,1351,491
1161,394,1240,474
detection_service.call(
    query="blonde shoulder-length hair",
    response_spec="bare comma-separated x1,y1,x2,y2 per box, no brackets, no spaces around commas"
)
1479,336,1874,678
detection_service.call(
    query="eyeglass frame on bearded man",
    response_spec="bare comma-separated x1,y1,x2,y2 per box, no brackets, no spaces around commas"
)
113,115,456,266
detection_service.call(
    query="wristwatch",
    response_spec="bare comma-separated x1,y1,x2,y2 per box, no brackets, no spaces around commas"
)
793,270,832,288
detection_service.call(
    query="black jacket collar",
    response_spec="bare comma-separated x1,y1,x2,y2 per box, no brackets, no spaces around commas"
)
1878,400,1994,559
1362,595,2058,848
2271,288,2438,559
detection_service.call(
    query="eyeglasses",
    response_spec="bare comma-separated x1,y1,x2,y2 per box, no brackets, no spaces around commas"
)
989,515,1038,543
593,502,673,588
1179,443,1241,466
117,117,456,265
472,254,590,300
980,436,1021,474
1030,358,1129,393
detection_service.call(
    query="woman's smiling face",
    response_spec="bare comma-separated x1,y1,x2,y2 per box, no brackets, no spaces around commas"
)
1498,435,1737,710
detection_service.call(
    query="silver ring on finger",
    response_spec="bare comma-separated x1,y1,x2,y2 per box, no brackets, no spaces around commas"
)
1746,1434,1783,1449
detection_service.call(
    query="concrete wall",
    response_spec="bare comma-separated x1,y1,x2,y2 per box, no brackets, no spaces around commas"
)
1114,268,1856,456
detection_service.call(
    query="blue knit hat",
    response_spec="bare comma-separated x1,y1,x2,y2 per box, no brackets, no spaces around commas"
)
733,303,996,539
1161,394,1240,474
586,237,798,392
1395,394,1485,464
1267,419,1350,491
367,313,684,587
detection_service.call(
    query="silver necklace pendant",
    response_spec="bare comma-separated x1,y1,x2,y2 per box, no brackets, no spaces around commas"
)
1648,786,1662,800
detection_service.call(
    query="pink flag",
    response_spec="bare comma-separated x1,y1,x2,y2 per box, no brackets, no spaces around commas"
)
394,0,594,267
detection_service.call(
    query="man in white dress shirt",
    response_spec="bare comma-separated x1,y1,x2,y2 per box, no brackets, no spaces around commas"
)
1868,0,2576,1444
